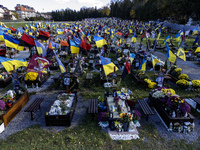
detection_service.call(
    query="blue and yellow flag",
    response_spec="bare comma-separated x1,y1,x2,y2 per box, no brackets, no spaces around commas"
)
177,47,186,61
192,27,198,36
174,33,181,42
87,32,92,42
70,39,80,54
93,36,107,48
132,31,137,43
129,53,135,63
3,33,24,50
0,56,28,72
194,35,198,45
53,51,66,73
151,54,160,69
166,43,176,63
139,55,146,71
35,40,46,57
57,29,64,35
195,45,200,53
100,56,118,76
0,31,4,41
163,35,170,44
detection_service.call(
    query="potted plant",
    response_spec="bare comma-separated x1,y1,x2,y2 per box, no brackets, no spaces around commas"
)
132,110,141,124
176,79,190,89
119,113,132,131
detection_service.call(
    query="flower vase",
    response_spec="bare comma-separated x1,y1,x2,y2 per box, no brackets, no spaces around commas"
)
123,122,129,132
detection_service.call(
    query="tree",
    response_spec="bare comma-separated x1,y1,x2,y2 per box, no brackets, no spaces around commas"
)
13,12,20,19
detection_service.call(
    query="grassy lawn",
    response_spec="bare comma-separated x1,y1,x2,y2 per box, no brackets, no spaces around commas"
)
0,116,199,150
4,22,26,29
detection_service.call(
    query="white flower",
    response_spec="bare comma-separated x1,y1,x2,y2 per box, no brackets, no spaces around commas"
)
152,91,165,99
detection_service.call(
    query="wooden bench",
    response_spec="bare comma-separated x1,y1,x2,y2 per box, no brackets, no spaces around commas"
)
88,99,98,120
24,98,44,120
138,99,154,121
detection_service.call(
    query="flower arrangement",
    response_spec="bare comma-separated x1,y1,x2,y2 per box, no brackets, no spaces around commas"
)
166,96,191,116
152,90,165,99
162,88,176,96
119,113,132,123
98,112,108,122
192,80,200,89
178,74,189,80
25,72,38,81
144,79,157,89
171,66,182,77
176,79,190,89
132,110,141,121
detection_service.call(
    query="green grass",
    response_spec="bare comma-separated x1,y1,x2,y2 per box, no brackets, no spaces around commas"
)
0,117,199,150
4,22,26,29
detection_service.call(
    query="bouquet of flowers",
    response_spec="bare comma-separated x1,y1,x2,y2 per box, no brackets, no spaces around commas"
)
178,74,189,80
144,79,157,89
119,113,132,123
192,80,200,89
176,79,190,89
115,121,122,129
25,72,38,81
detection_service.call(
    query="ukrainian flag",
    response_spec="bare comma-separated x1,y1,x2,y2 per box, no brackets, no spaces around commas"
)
129,53,135,63
174,33,181,42
132,32,137,43
3,33,24,50
166,43,176,63
100,56,118,76
177,47,186,61
163,35,170,44
53,51,66,73
192,27,198,36
195,45,200,53
93,36,107,48
0,31,4,41
0,56,28,72
151,54,160,69
139,55,146,71
57,29,64,35
70,39,80,54
35,40,46,57
87,33,92,42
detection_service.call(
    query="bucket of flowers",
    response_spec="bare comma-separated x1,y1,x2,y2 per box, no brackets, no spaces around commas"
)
176,79,190,89
192,80,200,89
119,113,132,131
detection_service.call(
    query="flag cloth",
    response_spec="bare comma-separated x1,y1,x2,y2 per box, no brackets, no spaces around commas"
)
166,43,176,63
100,56,118,76
117,31,123,36
0,56,28,72
151,54,160,69
26,54,52,76
38,30,49,40
47,41,54,57
93,36,107,48
139,55,146,71
195,45,200,53
185,30,190,36
121,60,130,80
60,40,69,51
0,31,4,41
57,29,64,34
192,27,198,35
3,33,24,50
129,53,135,63
53,51,66,73
19,33,35,47
70,39,80,54
177,47,186,61
163,35,170,44
157,32,161,41
174,33,181,42
80,40,92,51
10,27,17,33
35,40,46,57
132,32,137,43
50,40,60,49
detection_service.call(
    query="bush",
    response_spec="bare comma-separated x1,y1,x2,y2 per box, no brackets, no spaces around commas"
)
178,74,189,80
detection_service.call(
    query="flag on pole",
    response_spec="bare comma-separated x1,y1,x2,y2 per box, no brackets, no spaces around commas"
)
177,47,186,61
139,55,146,71
151,54,160,69
93,36,107,48
70,39,80,54
100,56,118,76
34,40,47,57
121,60,130,80
3,33,24,50
53,51,66,73
0,56,28,72
166,43,176,63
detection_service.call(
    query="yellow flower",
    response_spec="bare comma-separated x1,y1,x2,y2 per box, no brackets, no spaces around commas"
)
25,72,38,81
